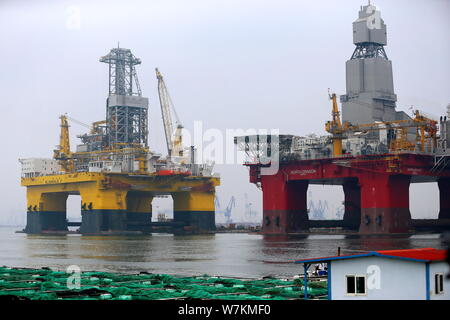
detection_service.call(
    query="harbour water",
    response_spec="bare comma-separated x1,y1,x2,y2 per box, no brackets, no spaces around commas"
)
0,226,447,278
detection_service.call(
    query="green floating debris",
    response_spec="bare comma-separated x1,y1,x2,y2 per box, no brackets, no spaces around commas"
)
0,266,328,300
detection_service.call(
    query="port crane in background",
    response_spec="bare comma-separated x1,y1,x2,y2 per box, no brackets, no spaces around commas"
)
307,194,345,220
156,68,185,162
307,197,328,220
244,193,258,222
215,196,236,224
224,196,236,224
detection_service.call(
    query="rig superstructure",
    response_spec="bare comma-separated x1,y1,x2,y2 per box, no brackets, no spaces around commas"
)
235,3,450,235
20,47,219,235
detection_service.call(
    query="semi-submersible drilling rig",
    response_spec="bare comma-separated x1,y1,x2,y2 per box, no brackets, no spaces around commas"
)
236,3,450,235
20,47,219,235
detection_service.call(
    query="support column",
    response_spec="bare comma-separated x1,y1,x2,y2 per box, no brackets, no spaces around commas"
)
24,189,68,234
172,191,215,233
342,179,361,230
438,178,450,219
79,186,128,234
359,173,412,233
261,172,309,234
126,192,153,233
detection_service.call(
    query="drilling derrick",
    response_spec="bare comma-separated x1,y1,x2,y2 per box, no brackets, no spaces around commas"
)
20,46,219,235
340,4,407,125
100,48,148,148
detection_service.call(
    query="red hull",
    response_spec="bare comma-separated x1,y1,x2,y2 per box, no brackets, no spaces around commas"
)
247,153,450,234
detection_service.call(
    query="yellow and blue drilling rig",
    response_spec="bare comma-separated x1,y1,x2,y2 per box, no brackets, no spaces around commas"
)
19,47,219,235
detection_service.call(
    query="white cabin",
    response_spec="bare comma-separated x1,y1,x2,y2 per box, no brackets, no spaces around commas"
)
296,248,449,300
19,158,61,178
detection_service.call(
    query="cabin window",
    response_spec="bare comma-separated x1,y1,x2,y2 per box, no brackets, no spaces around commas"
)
346,275,366,295
435,273,444,294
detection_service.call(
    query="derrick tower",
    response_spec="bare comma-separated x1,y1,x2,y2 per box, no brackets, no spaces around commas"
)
340,4,409,125
100,47,149,148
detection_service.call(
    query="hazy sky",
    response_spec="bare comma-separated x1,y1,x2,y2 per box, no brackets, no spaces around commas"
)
0,0,449,224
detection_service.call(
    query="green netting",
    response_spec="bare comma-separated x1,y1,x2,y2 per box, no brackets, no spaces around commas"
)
0,266,328,300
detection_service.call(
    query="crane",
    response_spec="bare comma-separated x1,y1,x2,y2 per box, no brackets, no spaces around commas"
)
325,90,437,154
344,111,437,152
53,114,73,172
215,195,236,224
308,198,329,220
156,68,184,159
244,193,257,222
325,91,347,156
413,110,438,152
223,196,236,224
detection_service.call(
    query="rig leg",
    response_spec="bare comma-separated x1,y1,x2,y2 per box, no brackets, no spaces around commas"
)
25,189,68,233
172,191,215,233
438,178,450,219
342,179,361,230
126,192,153,233
359,173,412,234
261,173,309,234
79,188,128,234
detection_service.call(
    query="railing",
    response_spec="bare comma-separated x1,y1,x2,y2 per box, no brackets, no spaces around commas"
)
431,155,449,173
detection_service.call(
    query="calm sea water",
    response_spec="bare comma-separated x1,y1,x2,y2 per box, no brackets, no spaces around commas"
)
0,226,448,278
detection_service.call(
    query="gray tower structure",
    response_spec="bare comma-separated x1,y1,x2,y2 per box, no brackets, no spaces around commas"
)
100,47,149,148
341,4,409,125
